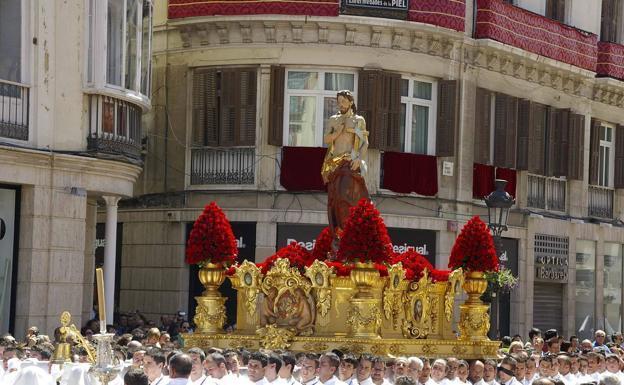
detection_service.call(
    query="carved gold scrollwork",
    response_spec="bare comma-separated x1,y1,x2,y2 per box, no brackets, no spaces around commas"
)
445,268,464,321
234,261,262,317
402,269,432,339
302,342,329,352
305,260,335,318
422,344,438,355
383,263,408,330
347,306,382,332
258,258,315,335
256,324,295,350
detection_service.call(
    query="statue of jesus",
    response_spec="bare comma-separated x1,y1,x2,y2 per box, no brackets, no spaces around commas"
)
321,90,370,253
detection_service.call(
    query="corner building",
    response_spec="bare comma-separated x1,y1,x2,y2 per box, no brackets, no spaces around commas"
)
0,0,153,336
121,0,624,339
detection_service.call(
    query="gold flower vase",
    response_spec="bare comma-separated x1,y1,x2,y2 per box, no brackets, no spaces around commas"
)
347,261,382,339
194,262,227,334
458,270,490,341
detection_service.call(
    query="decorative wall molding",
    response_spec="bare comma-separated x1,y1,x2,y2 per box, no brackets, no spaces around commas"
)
163,16,624,108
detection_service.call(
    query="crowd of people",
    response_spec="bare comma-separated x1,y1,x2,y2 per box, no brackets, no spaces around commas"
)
1,321,624,385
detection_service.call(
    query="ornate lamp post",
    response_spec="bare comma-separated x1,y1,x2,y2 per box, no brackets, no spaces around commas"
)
484,179,515,338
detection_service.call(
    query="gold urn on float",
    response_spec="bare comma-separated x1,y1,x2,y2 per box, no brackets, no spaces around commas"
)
347,261,382,339
458,270,491,341
194,262,227,333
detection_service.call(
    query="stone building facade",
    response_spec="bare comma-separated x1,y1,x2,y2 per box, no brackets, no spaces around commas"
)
0,0,153,336
117,0,624,339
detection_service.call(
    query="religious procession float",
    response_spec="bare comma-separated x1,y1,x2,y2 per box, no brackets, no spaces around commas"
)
183,90,508,358
182,200,504,359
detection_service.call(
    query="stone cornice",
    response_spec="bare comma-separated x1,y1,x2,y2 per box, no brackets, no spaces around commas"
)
0,145,142,196
157,14,624,109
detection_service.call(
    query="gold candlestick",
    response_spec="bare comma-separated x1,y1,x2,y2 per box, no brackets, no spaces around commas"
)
96,268,106,333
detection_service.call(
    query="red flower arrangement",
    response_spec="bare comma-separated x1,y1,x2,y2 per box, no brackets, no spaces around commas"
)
448,216,499,272
256,242,315,274
337,199,393,264
430,269,451,282
312,227,333,260
185,202,238,267
390,250,434,281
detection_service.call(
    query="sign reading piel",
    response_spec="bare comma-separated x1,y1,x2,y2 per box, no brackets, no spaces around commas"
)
342,0,408,19
344,0,408,10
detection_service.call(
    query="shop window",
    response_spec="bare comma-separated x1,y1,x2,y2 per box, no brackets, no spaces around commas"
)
283,70,356,147
399,78,437,155
603,243,622,334
575,240,596,340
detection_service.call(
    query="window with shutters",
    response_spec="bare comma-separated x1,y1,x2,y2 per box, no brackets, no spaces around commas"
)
545,0,566,23
598,123,615,188
601,0,621,43
190,67,257,186
399,77,437,155
283,69,357,147
473,90,517,168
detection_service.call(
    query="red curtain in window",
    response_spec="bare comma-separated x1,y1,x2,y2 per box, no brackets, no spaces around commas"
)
382,152,438,196
495,167,517,198
280,147,327,191
473,163,495,199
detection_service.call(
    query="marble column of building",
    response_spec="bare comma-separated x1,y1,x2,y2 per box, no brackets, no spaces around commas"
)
103,196,120,324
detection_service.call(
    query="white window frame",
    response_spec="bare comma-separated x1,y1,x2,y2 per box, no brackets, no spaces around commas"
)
400,76,437,155
85,0,151,111
599,122,615,188
282,68,358,147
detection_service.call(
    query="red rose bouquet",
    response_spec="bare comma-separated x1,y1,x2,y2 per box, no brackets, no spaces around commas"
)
312,227,333,261
448,216,499,272
185,202,238,267
256,242,314,274
337,199,393,264
430,269,451,282
390,250,434,281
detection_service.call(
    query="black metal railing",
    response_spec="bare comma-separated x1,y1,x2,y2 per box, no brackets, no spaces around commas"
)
88,95,142,159
588,185,614,218
190,147,255,185
527,174,566,212
0,80,29,141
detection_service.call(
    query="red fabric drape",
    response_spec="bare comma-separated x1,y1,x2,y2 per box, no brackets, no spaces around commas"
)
495,167,517,198
408,0,466,32
280,147,327,191
382,152,438,196
473,163,495,199
168,0,339,19
475,0,598,71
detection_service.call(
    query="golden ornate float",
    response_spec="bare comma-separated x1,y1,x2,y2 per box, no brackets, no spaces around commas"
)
184,259,499,358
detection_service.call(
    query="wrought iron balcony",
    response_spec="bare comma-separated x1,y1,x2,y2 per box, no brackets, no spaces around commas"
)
527,174,566,212
87,95,142,160
588,185,614,218
190,147,255,185
0,80,29,141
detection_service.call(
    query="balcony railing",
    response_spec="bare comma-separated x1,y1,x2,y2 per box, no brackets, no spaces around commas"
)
475,0,598,71
190,147,255,185
527,174,566,212
588,185,614,218
597,42,624,81
88,95,142,160
0,80,29,141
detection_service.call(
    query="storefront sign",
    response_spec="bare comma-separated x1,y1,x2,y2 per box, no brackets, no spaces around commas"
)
277,224,437,265
341,0,408,20
535,254,568,282
344,0,408,10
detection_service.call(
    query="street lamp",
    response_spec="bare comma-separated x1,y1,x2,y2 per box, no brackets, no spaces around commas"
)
484,178,515,339
484,179,515,240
